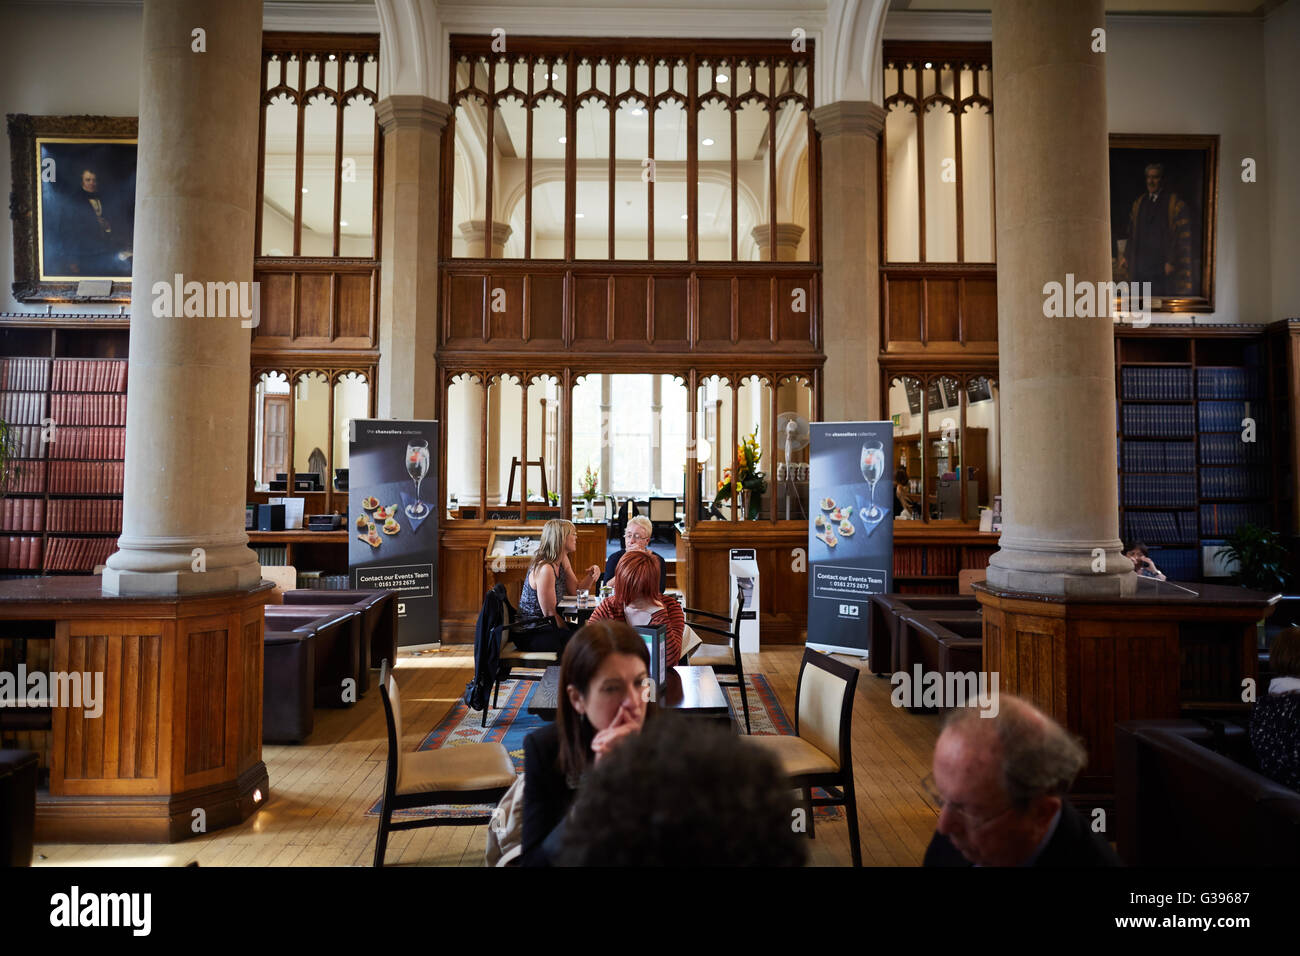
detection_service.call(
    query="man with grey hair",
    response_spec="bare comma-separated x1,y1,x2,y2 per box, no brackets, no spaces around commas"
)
922,694,1120,867
602,514,667,593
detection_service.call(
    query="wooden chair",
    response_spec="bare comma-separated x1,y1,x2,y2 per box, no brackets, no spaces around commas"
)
749,647,862,866
374,660,515,866
679,584,751,734
648,496,677,541
481,586,558,728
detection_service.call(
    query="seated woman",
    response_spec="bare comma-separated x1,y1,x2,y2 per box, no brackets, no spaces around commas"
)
893,466,917,519
520,620,651,867
602,515,667,593
516,518,602,652
1251,626,1300,791
588,548,685,667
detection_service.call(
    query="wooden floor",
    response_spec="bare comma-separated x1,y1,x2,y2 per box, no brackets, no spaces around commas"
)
32,644,943,867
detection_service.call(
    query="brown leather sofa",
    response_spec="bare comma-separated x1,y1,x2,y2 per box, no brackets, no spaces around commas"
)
0,749,38,866
283,589,399,675
1115,718,1300,866
897,613,983,688
262,627,316,743
868,595,980,676
264,606,361,709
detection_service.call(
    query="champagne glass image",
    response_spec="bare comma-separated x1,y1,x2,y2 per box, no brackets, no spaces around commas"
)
405,440,430,518
859,440,886,522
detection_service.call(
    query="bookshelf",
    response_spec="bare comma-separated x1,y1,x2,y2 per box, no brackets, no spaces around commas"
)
0,319,128,578
1115,328,1283,582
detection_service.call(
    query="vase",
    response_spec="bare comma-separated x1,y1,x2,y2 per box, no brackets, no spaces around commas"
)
582,498,594,519
739,489,751,521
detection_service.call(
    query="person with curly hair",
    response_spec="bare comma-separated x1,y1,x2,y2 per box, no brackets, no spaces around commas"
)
558,714,807,867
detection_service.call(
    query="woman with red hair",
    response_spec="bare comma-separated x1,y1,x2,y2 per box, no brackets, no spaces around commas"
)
588,549,685,666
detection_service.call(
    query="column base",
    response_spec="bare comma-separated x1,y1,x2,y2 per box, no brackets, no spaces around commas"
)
103,538,262,596
986,536,1137,597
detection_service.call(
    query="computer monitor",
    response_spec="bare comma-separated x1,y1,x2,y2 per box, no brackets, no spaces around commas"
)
633,624,668,696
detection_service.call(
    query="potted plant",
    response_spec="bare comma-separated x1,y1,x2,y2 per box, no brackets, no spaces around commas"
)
578,464,599,518
1216,524,1294,593
714,427,767,520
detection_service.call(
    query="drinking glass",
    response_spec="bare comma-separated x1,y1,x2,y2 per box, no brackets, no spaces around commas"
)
577,588,589,608
860,440,886,522
405,440,430,518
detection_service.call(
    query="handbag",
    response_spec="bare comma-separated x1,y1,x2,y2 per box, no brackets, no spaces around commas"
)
484,773,526,867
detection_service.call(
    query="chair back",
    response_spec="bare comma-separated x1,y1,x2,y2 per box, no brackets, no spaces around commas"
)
729,584,745,644
648,496,676,523
629,500,647,517
378,660,404,790
260,564,298,602
794,648,859,770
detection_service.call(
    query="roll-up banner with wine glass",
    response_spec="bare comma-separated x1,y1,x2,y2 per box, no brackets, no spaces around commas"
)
349,419,439,647
806,422,893,658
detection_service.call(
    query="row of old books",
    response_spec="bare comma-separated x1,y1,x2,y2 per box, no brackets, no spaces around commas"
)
4,424,46,458
47,498,123,532
1197,367,1264,400
49,392,127,426
0,536,43,569
1121,404,1196,438
1121,439,1196,473
891,545,962,576
48,427,125,460
1200,503,1271,536
43,537,115,572
49,461,124,494
51,359,127,393
1122,473,1197,508
1123,510,1198,545
0,497,44,531
0,390,46,424
0,357,50,391
1199,401,1260,433
1199,432,1268,465
3,461,45,494
1121,366,1193,401
1200,467,1270,500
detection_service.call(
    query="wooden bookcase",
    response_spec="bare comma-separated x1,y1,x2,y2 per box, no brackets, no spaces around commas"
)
1115,324,1293,582
0,317,128,579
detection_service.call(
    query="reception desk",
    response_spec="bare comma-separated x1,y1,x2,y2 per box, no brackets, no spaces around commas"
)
0,577,272,842
975,578,1279,803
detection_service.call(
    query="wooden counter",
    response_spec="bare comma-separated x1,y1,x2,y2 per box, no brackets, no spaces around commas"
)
0,577,273,842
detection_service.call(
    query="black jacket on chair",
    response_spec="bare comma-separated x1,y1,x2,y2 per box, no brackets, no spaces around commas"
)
923,801,1121,867
465,585,507,711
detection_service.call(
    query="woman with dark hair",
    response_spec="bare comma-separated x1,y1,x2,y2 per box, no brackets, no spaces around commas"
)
893,465,916,518
520,620,651,867
1122,539,1166,581
1252,626,1300,791
587,549,685,667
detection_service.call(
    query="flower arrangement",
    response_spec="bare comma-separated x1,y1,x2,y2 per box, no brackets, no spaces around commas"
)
578,464,599,503
714,427,767,519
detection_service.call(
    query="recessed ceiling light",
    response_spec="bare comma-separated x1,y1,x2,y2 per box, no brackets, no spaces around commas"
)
924,61,933,69
339,220,348,227
575,212,585,219
717,76,728,84
558,136,567,144
680,213,688,220
702,138,715,146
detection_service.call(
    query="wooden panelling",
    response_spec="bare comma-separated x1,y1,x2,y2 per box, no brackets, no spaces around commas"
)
574,276,610,342
296,274,332,339
612,275,647,342
258,273,294,339
184,627,228,776
529,274,565,342
736,276,771,343
335,272,373,343
777,276,813,343
925,279,959,343
682,524,808,643
697,276,732,343
652,277,689,345
887,278,923,343
490,275,525,341
964,276,998,341
240,620,262,767
447,274,484,342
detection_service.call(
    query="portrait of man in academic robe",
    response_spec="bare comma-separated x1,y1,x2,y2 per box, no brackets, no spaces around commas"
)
37,140,136,280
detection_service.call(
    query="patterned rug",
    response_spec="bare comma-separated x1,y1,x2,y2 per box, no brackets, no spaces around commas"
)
366,671,841,820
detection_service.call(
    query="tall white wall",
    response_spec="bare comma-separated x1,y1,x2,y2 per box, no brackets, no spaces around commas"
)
1264,0,1300,320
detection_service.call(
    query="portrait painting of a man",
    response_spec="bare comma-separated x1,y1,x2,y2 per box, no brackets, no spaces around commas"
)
1108,134,1217,312
37,139,137,280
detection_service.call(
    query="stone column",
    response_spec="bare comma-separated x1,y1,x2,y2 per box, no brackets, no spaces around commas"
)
599,374,613,498
649,375,662,491
376,96,450,420
985,0,1134,595
750,223,805,261
812,101,886,422
103,0,262,595
458,220,513,258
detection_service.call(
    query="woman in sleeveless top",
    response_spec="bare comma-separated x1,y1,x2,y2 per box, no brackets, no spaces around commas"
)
517,519,601,652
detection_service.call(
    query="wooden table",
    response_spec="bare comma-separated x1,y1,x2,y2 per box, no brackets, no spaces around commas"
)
557,595,598,625
527,664,731,724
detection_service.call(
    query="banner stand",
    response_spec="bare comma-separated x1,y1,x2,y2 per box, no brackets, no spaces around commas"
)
805,422,894,659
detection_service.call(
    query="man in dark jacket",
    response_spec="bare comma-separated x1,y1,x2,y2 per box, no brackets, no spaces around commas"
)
922,695,1120,867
